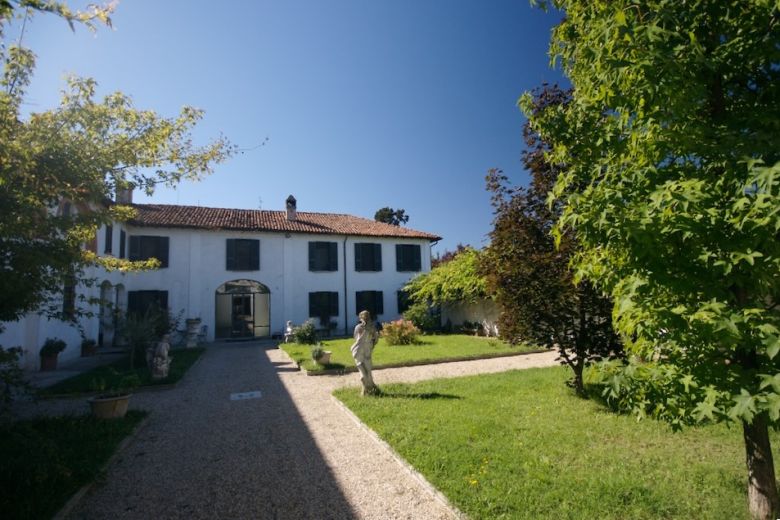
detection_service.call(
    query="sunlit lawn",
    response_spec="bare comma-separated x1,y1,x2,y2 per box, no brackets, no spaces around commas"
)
335,366,772,519
280,334,539,372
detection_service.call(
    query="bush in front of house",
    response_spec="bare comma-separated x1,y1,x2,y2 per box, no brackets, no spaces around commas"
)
381,319,421,346
40,338,66,358
402,302,438,333
293,320,318,345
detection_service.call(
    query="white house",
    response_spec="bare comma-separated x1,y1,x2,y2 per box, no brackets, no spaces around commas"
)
1,195,441,370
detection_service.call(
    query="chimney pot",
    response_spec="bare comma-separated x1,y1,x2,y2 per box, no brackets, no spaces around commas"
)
286,195,297,221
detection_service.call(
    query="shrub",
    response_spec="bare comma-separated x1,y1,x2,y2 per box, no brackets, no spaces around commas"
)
40,338,66,358
402,302,438,332
293,320,318,345
311,344,325,361
381,319,421,345
0,346,29,419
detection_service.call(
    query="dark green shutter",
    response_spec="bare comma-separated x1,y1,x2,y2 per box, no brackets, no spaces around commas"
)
226,239,236,270
329,242,338,270
373,244,382,271
374,291,384,315
129,236,140,260
104,225,113,254
329,292,339,316
395,244,403,271
355,244,363,271
119,230,126,258
157,237,169,267
308,242,316,271
250,240,260,270
413,245,421,271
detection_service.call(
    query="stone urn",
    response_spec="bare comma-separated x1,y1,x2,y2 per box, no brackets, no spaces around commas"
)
89,394,131,419
185,318,202,348
317,351,332,365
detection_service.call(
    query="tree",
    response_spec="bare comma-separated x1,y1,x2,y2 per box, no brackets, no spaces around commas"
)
431,243,469,268
404,247,487,306
374,207,409,226
482,85,621,395
0,2,235,325
527,2,780,517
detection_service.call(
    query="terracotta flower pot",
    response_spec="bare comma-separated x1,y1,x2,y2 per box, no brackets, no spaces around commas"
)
40,355,58,371
89,394,131,419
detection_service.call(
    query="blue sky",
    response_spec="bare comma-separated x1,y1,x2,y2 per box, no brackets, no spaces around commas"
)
13,0,565,254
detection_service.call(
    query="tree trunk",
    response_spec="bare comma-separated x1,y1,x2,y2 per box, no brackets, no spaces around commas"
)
743,413,779,520
572,357,585,397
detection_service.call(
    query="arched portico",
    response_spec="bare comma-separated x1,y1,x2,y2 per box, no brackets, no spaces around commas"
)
215,280,270,339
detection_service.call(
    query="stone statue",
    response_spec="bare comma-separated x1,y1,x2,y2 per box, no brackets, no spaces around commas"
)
350,310,380,395
284,320,294,343
151,334,173,380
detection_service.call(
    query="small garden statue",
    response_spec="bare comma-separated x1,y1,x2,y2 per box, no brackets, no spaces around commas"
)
350,310,380,395
150,334,172,380
284,320,294,343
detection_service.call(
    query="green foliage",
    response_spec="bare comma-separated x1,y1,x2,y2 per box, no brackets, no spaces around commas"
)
0,346,29,418
293,319,318,345
311,344,325,362
381,319,421,345
0,3,235,323
529,0,780,425
374,207,409,226
404,248,487,306
402,302,439,333
39,338,66,357
0,410,146,520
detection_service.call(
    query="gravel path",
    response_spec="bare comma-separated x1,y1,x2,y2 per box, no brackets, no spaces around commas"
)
38,342,558,519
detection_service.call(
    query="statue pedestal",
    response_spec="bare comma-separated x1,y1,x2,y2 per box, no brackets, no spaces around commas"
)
186,318,201,348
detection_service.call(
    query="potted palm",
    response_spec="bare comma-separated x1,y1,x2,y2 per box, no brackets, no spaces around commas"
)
39,338,66,371
88,372,140,419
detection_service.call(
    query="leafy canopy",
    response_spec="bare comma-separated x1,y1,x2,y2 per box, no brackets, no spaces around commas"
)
526,0,780,426
374,207,409,226
0,2,235,323
404,248,487,306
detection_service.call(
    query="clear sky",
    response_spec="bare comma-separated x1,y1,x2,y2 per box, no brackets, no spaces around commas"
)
11,0,565,254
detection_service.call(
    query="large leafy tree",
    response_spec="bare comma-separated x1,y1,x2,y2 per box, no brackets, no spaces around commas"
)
405,247,487,306
0,2,235,324
482,85,621,395
374,207,409,226
527,1,780,517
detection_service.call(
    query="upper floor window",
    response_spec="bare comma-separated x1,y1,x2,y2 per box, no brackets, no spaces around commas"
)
104,225,113,254
226,239,260,271
129,235,169,268
119,230,126,259
395,244,421,272
309,241,338,271
356,290,384,318
355,243,382,272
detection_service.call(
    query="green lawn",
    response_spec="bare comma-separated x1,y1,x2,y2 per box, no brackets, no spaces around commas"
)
41,347,205,396
281,334,538,372
0,410,147,519
335,366,773,520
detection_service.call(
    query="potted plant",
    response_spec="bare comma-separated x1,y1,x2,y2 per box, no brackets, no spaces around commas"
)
88,372,140,419
311,344,332,366
81,338,98,357
39,338,66,371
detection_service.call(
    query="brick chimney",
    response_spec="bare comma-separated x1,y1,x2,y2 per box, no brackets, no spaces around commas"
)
285,195,297,221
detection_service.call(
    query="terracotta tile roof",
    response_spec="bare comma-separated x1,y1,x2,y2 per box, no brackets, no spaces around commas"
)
127,204,442,241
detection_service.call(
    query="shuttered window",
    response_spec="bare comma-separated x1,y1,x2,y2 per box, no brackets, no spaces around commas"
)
395,244,421,272
308,242,338,271
129,235,169,268
119,230,126,259
354,243,382,272
397,290,412,314
226,239,260,271
355,291,384,318
127,290,169,317
309,292,339,319
104,225,113,254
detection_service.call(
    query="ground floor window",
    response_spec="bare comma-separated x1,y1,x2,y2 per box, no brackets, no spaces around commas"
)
355,290,383,319
127,290,168,317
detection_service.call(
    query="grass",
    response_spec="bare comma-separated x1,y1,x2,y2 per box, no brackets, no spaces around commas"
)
334,366,776,520
41,347,205,396
0,410,147,519
280,334,538,371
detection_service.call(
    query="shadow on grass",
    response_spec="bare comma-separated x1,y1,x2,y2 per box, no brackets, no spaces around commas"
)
376,391,462,401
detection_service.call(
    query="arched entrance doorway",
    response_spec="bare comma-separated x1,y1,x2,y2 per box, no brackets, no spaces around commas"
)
215,280,271,339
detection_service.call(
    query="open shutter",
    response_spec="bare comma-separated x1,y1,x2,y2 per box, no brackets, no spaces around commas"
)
329,292,339,316
129,236,140,260
329,242,338,271
119,230,126,258
413,245,421,271
250,240,260,270
374,291,384,315
158,237,170,267
355,244,363,271
226,239,236,270
373,244,382,271
308,242,316,271
395,244,403,271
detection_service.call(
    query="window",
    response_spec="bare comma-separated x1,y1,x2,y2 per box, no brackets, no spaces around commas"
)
354,243,382,272
356,291,384,318
129,235,169,267
309,241,338,271
309,292,339,320
119,230,126,259
62,276,76,319
397,290,411,314
226,239,260,271
396,244,421,272
104,225,113,254
127,290,169,317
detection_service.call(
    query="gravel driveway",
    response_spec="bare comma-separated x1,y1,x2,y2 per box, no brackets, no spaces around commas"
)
51,342,558,519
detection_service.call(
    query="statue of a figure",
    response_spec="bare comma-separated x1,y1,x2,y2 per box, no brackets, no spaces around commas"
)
350,310,380,395
151,334,172,380
284,320,294,343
